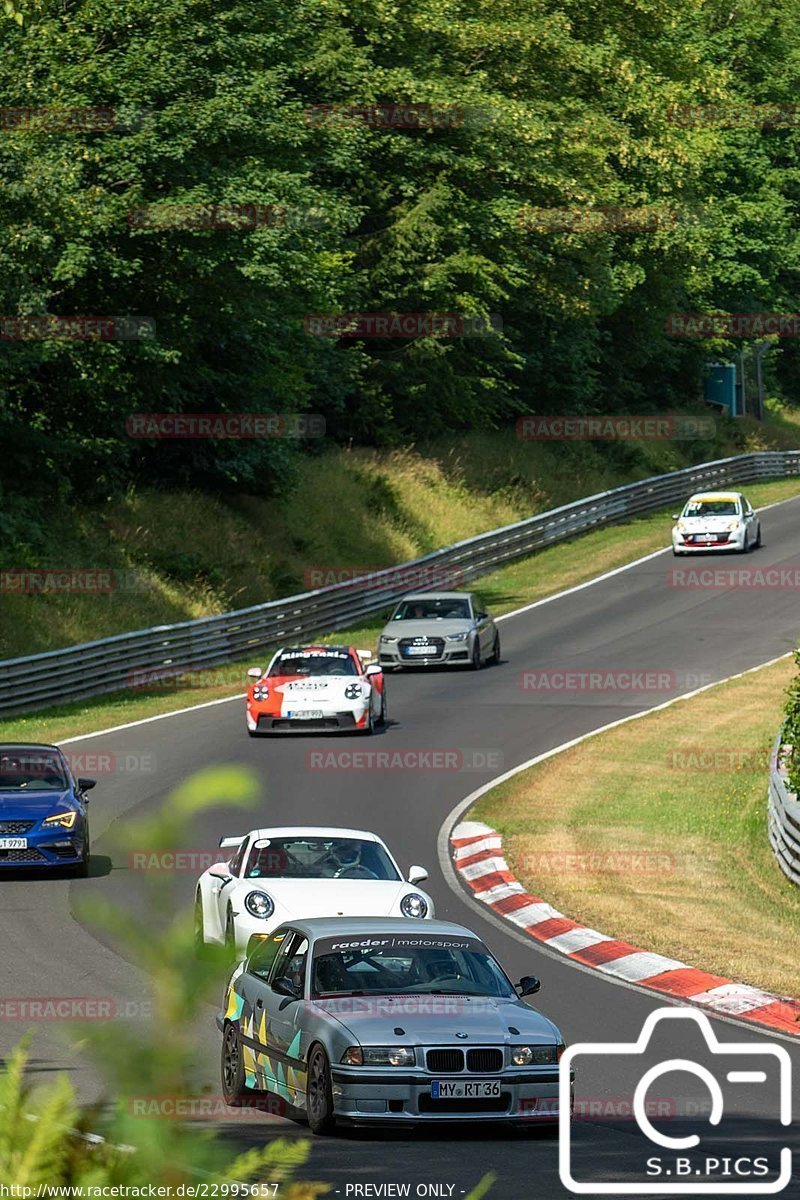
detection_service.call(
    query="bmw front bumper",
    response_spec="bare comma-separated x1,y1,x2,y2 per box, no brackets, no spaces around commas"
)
329,1064,568,1124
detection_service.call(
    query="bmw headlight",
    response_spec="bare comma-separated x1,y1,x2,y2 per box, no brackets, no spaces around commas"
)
252,685,269,700
42,811,77,829
445,631,469,642
379,635,398,645
400,892,428,918
341,1046,415,1066
244,890,274,919
511,1045,560,1065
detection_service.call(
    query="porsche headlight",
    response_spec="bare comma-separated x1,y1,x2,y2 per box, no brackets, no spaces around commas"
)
445,632,469,642
244,890,274,919
42,811,77,829
400,892,428,918
341,1046,415,1066
511,1045,560,1065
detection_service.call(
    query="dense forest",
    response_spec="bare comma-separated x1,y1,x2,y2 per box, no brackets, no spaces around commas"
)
1,0,799,551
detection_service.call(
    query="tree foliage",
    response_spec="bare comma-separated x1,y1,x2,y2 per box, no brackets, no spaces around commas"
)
0,0,799,545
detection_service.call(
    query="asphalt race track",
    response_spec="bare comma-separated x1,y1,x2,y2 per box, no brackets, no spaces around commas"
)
4,497,800,1198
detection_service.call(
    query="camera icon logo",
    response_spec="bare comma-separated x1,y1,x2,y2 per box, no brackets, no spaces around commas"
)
559,1007,792,1194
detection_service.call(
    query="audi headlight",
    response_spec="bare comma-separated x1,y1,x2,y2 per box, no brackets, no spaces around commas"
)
252,685,269,700
379,635,398,645
42,811,77,829
400,892,428,918
511,1044,560,1065
445,631,469,641
244,890,274,919
341,1046,415,1066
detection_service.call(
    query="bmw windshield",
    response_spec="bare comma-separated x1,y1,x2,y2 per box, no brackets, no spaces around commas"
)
311,933,515,998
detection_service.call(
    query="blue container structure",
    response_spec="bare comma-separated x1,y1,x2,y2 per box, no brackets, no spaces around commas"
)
703,362,738,415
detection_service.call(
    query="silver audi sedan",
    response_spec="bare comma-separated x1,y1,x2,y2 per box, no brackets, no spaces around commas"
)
218,916,567,1133
377,591,500,670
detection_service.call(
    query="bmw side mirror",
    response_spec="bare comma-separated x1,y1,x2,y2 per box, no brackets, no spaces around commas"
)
272,976,301,999
77,777,96,792
408,865,428,885
517,975,541,997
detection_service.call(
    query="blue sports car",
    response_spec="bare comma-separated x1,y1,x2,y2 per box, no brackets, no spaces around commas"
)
0,743,94,875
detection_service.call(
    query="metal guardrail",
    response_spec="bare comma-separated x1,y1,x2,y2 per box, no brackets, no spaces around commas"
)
2,448,800,717
768,729,800,887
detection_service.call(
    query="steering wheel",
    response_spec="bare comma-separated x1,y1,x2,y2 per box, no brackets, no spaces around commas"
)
333,865,380,879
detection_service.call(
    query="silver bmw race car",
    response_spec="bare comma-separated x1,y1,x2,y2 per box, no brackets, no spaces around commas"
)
218,916,567,1132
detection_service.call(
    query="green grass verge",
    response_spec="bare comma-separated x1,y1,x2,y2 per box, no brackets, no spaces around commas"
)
473,656,800,997
3,476,800,744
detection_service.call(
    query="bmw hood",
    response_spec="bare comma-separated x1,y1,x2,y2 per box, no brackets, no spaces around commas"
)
239,878,412,917
310,994,559,1045
0,790,75,819
381,620,472,638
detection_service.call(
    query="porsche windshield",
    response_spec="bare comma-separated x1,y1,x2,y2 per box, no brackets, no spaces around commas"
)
392,598,471,621
683,499,739,517
311,939,514,998
0,750,68,791
244,837,401,881
269,652,358,677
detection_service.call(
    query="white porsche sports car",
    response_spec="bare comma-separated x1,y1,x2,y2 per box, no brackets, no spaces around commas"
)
195,826,434,955
671,490,761,555
245,645,386,735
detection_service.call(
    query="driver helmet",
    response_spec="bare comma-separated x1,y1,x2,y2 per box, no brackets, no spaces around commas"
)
330,839,361,869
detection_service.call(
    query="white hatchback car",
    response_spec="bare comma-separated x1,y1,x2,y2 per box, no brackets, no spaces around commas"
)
195,826,434,956
671,491,761,555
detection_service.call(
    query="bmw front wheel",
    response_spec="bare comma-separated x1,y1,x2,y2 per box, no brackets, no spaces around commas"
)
307,1044,336,1134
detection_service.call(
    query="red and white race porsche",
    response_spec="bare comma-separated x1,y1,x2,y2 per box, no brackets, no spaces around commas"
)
245,646,386,736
